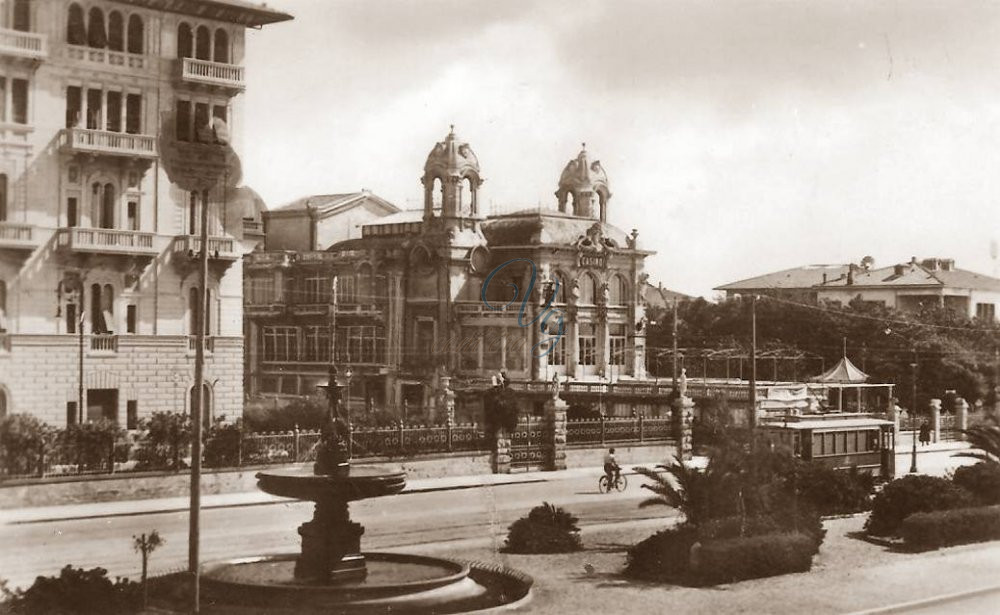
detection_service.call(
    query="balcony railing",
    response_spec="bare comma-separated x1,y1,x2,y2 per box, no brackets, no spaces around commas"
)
0,28,46,60
0,222,35,249
61,128,157,159
180,57,246,90
58,227,157,256
188,335,215,353
90,334,118,353
66,45,145,70
242,219,264,236
175,235,238,260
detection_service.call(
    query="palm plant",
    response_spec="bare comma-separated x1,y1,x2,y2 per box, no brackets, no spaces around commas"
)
956,420,1000,464
634,457,718,527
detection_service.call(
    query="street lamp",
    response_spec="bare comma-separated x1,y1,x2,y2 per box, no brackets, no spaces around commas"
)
909,361,919,474
345,366,354,428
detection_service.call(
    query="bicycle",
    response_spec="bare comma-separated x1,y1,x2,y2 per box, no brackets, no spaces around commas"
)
598,472,628,493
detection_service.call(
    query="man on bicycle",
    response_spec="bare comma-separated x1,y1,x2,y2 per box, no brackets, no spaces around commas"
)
603,448,621,489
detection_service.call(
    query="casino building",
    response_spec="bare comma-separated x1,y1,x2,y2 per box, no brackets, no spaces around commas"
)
245,129,672,422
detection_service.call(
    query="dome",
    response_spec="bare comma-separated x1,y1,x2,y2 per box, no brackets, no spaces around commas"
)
555,144,611,220
423,126,481,182
557,144,609,194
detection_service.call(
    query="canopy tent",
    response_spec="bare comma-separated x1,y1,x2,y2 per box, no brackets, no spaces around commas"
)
810,355,869,384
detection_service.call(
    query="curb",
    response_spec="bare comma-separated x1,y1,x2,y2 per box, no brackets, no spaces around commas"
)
845,583,1000,615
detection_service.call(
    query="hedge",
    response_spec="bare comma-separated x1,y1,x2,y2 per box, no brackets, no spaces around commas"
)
691,532,815,585
503,503,582,554
901,505,1000,551
952,463,1000,506
624,524,699,582
865,474,976,537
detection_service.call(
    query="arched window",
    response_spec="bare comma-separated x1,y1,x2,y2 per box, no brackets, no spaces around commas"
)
431,177,443,210
90,283,111,333
67,3,86,45
100,183,115,229
357,264,373,305
107,11,124,51
13,0,31,32
459,176,473,215
177,23,193,58
195,25,210,60
102,284,114,332
213,28,229,63
87,7,106,49
608,275,627,305
127,15,144,54
578,273,597,305
339,276,356,304
0,173,8,222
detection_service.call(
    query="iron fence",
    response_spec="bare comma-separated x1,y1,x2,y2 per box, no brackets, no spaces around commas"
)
566,416,675,446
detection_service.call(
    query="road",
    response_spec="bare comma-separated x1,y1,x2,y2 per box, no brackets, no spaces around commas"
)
0,473,666,591
0,447,971,593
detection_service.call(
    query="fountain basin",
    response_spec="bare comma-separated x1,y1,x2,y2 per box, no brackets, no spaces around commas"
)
256,466,406,502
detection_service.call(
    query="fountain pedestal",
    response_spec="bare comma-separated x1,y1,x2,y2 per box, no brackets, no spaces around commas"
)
296,494,366,582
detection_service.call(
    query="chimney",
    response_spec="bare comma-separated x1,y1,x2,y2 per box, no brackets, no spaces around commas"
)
893,264,905,276
847,264,856,285
942,259,955,271
822,273,828,284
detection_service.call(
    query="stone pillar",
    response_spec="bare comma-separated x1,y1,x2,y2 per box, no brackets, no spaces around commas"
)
887,399,900,434
441,375,456,425
545,393,568,471
930,398,942,444
492,427,511,474
672,394,694,460
956,397,969,435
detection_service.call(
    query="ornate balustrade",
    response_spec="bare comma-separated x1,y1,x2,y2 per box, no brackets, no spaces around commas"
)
566,416,674,446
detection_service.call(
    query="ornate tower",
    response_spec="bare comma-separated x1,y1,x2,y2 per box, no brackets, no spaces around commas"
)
555,144,611,222
421,126,483,221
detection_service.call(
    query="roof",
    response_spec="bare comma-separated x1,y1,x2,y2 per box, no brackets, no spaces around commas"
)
819,261,1000,292
268,191,400,219
112,0,293,26
811,356,869,384
363,209,425,226
481,209,631,247
643,283,693,308
763,417,893,430
715,264,850,291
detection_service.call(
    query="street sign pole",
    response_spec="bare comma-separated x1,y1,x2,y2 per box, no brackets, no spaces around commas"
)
189,187,210,613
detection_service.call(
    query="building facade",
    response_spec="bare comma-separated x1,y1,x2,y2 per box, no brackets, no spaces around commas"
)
245,130,672,423
0,0,290,424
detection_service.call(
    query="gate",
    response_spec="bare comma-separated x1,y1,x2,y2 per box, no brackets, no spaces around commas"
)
510,414,552,471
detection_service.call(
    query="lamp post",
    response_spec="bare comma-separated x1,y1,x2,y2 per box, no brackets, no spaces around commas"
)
910,360,919,474
345,366,354,432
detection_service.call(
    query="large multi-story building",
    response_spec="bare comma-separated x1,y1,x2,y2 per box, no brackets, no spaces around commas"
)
245,130,673,422
0,0,291,425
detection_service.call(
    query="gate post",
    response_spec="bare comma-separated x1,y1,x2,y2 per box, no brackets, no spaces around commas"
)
492,427,511,474
930,398,942,444
673,392,694,461
544,389,568,471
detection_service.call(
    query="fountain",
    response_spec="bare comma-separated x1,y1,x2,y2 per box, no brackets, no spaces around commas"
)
151,369,532,613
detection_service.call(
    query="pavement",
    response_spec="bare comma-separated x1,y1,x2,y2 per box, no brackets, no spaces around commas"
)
0,440,968,526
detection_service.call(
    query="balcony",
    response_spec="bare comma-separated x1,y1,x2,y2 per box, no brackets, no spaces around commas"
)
0,222,36,251
0,28,46,61
60,128,157,159
89,334,118,354
66,45,145,71
58,227,157,257
180,57,245,91
174,235,239,261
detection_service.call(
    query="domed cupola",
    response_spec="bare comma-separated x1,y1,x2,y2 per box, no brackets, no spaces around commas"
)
555,143,611,221
421,126,483,220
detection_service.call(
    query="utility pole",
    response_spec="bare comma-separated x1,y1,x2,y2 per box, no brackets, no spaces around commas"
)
189,187,210,613
749,295,758,430
77,294,84,424
909,357,918,474
671,299,678,387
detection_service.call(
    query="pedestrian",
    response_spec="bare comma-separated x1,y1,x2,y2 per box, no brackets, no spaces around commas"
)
919,420,931,447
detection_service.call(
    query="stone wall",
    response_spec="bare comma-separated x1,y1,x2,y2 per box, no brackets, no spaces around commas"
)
564,442,677,468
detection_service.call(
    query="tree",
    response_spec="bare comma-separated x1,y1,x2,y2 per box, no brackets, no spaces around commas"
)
132,530,164,608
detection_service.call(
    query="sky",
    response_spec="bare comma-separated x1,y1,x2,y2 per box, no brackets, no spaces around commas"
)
241,0,1000,298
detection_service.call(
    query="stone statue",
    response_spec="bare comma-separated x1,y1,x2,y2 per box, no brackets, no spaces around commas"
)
313,417,350,476
551,372,562,400
678,368,688,399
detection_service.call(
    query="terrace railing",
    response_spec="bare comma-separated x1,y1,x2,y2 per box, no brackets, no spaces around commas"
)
566,415,674,446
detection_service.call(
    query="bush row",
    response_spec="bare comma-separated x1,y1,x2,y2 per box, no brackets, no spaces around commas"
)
901,505,1000,551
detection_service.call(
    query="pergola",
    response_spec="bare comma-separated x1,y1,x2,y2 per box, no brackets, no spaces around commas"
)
808,355,894,413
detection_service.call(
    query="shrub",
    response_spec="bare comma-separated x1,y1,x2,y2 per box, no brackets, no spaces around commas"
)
698,504,826,556
691,532,815,585
55,421,125,472
624,524,699,582
2,565,141,614
952,463,1000,505
865,475,976,536
134,412,190,471
901,505,1000,551
503,502,582,553
793,463,874,516
484,385,519,435
0,414,49,476
203,419,241,468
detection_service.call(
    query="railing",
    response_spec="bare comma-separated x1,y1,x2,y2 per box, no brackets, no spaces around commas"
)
0,222,34,247
61,128,157,158
59,227,157,255
187,336,215,353
566,416,674,446
89,334,118,353
242,219,264,235
181,57,246,90
176,235,238,259
66,45,145,70
0,28,46,60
